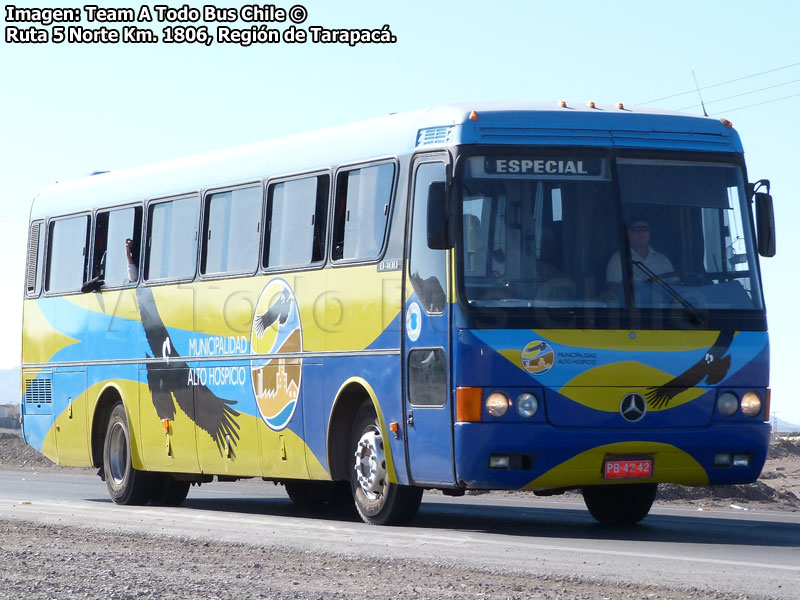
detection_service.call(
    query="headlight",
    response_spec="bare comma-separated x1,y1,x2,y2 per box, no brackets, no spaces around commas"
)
486,392,510,417
741,391,762,417
717,392,739,417
516,393,539,417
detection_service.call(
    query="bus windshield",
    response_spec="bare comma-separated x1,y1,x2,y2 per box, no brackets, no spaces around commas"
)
459,154,764,315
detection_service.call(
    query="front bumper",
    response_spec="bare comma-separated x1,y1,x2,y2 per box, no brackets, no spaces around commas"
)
454,422,770,490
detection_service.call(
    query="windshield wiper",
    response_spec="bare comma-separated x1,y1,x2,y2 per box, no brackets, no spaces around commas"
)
631,261,706,325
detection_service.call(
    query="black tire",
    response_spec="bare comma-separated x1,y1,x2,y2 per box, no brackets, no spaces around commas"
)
102,402,155,505
349,402,422,525
151,475,191,507
582,483,657,525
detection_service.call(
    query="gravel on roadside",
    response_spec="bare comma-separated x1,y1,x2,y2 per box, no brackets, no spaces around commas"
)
0,519,760,600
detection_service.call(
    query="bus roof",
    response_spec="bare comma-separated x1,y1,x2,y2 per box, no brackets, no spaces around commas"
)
30,102,743,221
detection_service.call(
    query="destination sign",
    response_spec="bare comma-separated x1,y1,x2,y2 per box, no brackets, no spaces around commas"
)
484,157,605,177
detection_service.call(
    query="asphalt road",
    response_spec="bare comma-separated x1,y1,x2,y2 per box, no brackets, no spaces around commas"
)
1,470,798,599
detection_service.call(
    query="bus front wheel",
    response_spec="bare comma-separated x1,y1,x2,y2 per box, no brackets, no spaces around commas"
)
349,402,422,525
102,402,154,505
582,483,657,525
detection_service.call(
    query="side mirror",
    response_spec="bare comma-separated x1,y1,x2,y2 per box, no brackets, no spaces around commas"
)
754,192,776,257
426,181,451,249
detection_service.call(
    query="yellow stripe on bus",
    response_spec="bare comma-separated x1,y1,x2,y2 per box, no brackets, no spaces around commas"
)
524,441,708,491
21,299,78,365
538,329,728,352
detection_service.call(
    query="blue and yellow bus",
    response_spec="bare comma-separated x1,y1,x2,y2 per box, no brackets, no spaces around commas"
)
21,103,776,525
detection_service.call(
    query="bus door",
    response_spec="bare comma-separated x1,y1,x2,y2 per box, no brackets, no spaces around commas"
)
53,368,90,466
404,156,456,486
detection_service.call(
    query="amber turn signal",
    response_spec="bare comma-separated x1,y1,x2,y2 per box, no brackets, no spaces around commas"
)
456,387,483,422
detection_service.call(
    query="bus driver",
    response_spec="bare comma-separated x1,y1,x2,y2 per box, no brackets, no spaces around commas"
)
606,216,674,297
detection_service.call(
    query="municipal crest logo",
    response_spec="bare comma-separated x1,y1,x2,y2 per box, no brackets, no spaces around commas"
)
250,279,301,431
521,340,555,375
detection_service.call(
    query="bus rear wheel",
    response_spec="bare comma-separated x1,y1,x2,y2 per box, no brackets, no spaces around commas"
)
102,402,155,505
349,403,422,525
582,483,657,525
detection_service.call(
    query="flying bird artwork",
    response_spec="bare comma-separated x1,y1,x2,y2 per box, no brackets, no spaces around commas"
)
526,342,548,354
645,330,734,409
136,286,241,456
254,288,292,338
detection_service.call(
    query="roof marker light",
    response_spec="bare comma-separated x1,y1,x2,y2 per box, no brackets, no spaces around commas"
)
469,110,478,121
587,101,596,109
616,103,625,110
559,100,567,108
719,118,733,129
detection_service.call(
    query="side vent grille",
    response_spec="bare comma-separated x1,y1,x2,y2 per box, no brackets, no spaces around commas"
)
26,222,41,294
24,377,52,404
416,126,454,147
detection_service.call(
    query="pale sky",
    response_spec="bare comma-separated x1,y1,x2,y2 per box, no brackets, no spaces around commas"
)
2,0,798,422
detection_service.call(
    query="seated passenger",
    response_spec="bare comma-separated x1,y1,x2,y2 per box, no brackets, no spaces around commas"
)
606,217,674,296
125,238,138,282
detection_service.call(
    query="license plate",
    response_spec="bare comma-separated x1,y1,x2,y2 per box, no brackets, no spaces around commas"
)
603,458,653,479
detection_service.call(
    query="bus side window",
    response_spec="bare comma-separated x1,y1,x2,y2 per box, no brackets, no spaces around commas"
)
45,215,90,294
332,163,394,261
144,195,200,282
202,185,262,276
93,206,143,287
263,174,329,269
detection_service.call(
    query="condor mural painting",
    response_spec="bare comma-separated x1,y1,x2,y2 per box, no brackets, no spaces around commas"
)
137,286,241,457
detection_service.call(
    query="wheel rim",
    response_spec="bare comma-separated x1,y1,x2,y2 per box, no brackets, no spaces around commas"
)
353,425,387,500
108,421,129,485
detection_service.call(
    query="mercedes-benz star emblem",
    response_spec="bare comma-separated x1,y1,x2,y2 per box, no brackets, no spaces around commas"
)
620,393,647,422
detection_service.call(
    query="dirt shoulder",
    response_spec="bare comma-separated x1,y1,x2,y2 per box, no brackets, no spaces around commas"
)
654,438,800,512
0,428,91,473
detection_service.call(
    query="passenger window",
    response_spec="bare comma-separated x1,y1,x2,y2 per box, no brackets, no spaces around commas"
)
145,196,199,281
264,174,329,269
332,163,394,261
46,215,90,294
92,206,143,287
202,186,262,275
